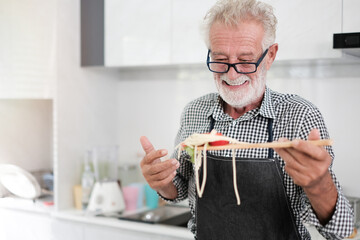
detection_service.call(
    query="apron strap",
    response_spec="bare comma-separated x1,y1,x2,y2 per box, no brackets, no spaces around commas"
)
267,118,274,159
209,117,215,132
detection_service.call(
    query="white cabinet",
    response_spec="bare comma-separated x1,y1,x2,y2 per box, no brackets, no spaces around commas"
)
52,218,84,240
171,0,217,64
262,0,343,60
84,224,162,240
343,0,360,33
52,215,193,240
105,0,172,66
0,208,52,240
101,0,347,67
105,0,213,66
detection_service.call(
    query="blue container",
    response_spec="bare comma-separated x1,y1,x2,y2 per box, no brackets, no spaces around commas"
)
145,184,159,209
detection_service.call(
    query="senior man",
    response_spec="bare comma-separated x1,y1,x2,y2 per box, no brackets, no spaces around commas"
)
140,0,354,239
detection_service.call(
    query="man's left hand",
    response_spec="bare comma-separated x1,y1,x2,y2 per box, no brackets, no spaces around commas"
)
274,129,337,224
275,129,332,190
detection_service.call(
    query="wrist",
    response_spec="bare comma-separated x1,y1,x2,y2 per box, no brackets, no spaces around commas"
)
158,182,178,200
304,171,336,197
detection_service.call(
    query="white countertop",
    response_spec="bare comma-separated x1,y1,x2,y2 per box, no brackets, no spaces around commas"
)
0,197,193,239
0,196,53,214
53,209,194,239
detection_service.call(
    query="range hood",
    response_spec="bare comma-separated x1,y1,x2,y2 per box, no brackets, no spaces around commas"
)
333,32,360,57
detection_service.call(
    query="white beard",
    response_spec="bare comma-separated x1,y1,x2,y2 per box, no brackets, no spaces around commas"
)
215,64,267,108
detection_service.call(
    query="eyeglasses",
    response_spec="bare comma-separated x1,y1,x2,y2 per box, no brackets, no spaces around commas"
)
206,48,269,74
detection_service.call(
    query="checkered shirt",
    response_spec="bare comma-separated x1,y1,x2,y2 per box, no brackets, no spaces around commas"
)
167,86,354,240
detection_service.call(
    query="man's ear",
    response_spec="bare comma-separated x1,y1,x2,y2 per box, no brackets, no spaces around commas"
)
266,43,278,70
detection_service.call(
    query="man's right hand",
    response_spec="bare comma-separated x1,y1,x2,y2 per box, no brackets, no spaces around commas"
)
140,136,179,200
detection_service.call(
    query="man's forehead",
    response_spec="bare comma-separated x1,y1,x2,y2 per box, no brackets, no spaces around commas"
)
209,20,264,56
211,51,254,56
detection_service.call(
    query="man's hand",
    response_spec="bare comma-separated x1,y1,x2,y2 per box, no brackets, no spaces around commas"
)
274,129,338,225
140,136,179,200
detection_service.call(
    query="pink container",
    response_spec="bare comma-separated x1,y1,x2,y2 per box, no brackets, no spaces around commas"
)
122,186,139,211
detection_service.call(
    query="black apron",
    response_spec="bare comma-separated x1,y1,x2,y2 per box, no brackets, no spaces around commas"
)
196,118,301,240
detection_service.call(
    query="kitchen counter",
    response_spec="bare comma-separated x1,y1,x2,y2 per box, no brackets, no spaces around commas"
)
0,197,193,240
1,197,359,240
53,209,194,240
0,196,53,213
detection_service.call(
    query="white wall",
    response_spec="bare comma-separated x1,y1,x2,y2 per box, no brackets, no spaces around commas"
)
116,66,215,163
0,0,56,99
56,0,121,210
0,99,53,172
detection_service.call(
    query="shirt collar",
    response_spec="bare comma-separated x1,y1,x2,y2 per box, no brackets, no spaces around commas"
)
259,86,276,119
207,86,276,121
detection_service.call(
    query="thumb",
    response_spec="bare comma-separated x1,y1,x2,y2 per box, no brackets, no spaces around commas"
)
140,136,155,154
308,129,320,141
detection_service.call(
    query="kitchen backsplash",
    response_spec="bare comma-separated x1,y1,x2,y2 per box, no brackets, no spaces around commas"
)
0,99,53,172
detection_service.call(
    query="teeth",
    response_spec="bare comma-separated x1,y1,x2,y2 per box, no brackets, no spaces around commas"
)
225,80,247,86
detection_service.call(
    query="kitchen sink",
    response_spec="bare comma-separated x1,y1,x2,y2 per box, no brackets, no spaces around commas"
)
119,205,191,227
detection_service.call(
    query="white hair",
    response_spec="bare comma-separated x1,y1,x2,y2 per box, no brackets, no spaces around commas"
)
202,0,277,51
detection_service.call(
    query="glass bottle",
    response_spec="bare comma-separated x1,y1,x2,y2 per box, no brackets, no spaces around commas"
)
81,150,95,210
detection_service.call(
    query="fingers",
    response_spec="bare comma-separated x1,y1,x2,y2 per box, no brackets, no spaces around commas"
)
140,136,168,165
143,149,168,164
148,159,179,176
308,128,320,141
148,160,179,181
140,136,155,154
291,139,327,162
276,129,326,162
274,134,332,188
139,136,179,192
149,171,177,190
142,159,179,191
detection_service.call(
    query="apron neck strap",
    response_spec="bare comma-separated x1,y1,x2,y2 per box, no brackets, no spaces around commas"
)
267,118,274,159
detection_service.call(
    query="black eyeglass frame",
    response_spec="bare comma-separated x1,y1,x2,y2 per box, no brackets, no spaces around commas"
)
206,48,269,74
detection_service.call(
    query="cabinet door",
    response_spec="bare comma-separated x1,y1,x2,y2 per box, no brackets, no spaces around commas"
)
105,0,171,66
0,209,52,240
262,0,342,60
171,0,217,64
52,219,84,240
343,0,360,33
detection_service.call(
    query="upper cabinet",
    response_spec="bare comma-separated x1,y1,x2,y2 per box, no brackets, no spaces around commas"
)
343,0,360,33
105,0,172,66
171,0,217,64
262,0,343,61
82,0,350,67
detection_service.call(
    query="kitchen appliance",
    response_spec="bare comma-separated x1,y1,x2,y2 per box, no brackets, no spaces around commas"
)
333,32,360,57
87,145,125,213
87,180,125,213
118,205,191,227
0,164,41,199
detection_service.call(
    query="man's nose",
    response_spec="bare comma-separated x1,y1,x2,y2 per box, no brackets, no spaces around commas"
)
226,65,240,81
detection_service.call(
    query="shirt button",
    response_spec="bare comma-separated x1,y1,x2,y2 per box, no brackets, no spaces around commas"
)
232,121,237,126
